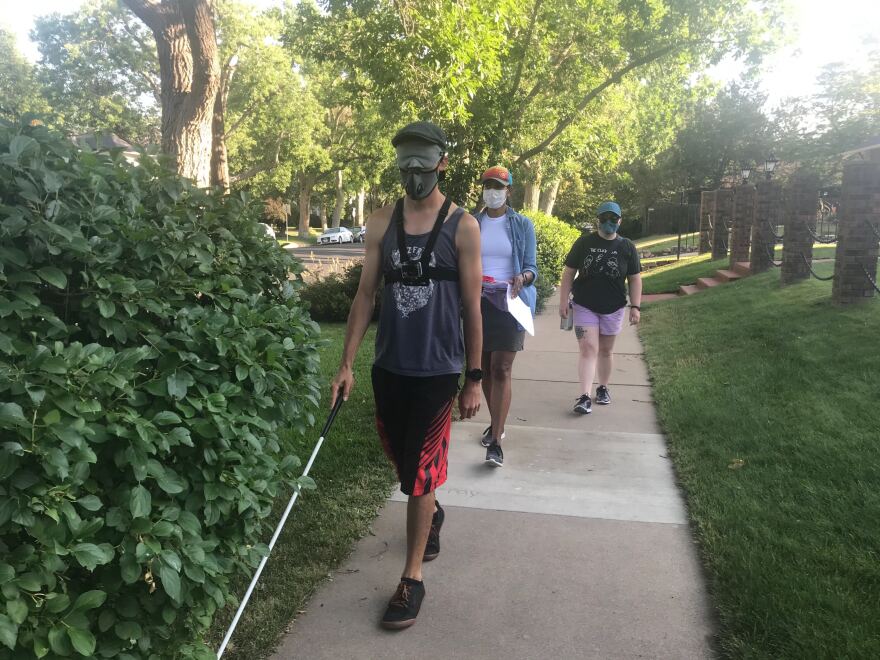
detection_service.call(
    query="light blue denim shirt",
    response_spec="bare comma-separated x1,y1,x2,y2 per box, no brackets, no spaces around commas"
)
476,207,539,323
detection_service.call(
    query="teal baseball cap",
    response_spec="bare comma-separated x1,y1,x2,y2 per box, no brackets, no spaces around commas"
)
596,201,621,217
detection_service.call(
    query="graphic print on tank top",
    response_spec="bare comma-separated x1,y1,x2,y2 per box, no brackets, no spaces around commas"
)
391,245,436,318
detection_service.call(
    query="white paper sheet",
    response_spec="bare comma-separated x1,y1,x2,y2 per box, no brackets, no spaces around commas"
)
506,283,535,336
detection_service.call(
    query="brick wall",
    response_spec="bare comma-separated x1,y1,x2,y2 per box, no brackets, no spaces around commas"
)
712,189,733,261
699,190,716,254
750,181,781,274
781,174,819,285
832,160,880,304
730,185,755,268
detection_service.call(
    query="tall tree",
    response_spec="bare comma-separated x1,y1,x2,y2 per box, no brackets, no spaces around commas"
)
0,28,51,124
122,0,221,186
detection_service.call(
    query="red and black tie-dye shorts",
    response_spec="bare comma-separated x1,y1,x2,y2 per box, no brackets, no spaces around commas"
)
371,366,459,497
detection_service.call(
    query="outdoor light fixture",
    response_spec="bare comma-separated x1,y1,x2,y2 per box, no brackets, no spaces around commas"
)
740,163,752,184
764,153,779,179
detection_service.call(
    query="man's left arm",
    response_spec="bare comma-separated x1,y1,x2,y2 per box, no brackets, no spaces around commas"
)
456,212,483,418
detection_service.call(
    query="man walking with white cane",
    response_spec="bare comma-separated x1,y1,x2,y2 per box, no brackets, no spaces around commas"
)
331,121,483,630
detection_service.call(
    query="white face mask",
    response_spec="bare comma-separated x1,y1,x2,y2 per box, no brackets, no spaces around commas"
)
482,188,507,210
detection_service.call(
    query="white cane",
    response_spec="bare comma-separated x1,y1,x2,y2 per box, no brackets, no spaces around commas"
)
217,395,345,658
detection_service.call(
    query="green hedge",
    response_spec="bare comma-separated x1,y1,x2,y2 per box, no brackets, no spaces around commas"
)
0,123,320,658
299,262,381,323
527,210,581,312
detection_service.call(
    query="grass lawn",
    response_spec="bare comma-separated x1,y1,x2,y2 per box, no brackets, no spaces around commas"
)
207,324,394,659
641,254,728,294
640,265,880,658
634,232,700,252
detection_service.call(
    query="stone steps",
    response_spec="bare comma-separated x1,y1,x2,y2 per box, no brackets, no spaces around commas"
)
714,269,743,283
696,277,721,290
678,262,752,296
732,261,751,277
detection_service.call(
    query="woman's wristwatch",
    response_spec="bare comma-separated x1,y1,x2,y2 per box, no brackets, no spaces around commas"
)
629,305,641,310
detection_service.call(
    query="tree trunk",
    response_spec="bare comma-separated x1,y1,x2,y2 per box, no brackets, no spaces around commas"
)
356,189,366,226
319,202,328,231
523,180,541,210
210,59,235,192
539,180,560,215
124,0,220,187
332,169,344,228
298,173,314,238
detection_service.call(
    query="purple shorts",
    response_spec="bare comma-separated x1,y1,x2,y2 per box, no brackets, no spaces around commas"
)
572,303,626,336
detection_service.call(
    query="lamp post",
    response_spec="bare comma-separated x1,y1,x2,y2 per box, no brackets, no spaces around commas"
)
763,153,778,180
740,163,752,185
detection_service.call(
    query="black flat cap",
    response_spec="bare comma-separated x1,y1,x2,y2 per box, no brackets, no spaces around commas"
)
391,121,447,150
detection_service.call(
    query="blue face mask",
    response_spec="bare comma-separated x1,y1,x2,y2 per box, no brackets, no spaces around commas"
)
600,219,619,234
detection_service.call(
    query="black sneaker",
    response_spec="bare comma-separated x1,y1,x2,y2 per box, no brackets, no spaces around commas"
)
480,426,505,447
573,394,592,415
595,385,611,405
423,502,444,562
380,578,425,630
485,441,504,467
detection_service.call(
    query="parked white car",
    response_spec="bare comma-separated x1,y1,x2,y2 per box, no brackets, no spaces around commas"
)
258,222,276,239
318,227,354,244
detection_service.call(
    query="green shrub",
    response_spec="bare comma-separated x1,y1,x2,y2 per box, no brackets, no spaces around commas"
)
527,210,581,312
0,123,320,659
300,262,380,323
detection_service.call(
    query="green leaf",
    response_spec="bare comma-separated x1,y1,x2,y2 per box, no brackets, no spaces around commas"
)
152,411,182,426
16,573,42,591
98,609,116,632
120,554,140,584
0,613,17,651
158,563,181,602
130,484,151,519
71,544,114,570
34,635,49,658
43,409,61,425
48,625,71,655
67,627,96,656
0,564,13,584
166,371,194,399
160,550,181,572
0,403,29,428
97,299,115,318
156,469,186,494
71,589,106,612
114,620,142,641
76,495,102,511
37,267,68,289
45,593,71,614
6,599,27,625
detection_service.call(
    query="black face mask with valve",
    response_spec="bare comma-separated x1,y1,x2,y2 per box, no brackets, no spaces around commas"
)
400,166,444,200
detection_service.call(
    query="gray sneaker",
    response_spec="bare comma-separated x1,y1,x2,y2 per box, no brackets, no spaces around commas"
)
595,385,611,405
480,426,505,447
573,394,592,415
485,441,504,467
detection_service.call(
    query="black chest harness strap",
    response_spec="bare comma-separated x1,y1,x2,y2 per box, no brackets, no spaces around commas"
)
384,196,459,286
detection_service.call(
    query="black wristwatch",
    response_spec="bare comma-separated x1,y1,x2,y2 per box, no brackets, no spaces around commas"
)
630,305,641,310
465,368,483,382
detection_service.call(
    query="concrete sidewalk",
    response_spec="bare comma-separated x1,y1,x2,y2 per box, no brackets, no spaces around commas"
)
273,299,714,659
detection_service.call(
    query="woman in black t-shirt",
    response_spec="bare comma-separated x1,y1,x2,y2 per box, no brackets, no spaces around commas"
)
558,202,642,415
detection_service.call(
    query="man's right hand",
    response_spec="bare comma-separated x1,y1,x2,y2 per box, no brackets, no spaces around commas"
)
330,365,355,408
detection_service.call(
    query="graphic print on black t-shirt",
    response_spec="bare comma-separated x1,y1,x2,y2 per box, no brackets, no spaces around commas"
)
564,233,641,314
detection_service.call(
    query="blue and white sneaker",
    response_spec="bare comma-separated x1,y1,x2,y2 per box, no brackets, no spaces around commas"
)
595,385,611,405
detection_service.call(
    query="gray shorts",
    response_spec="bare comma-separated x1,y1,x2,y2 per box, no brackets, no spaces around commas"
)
481,296,525,353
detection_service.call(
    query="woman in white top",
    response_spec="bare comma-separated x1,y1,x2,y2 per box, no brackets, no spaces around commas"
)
476,166,538,468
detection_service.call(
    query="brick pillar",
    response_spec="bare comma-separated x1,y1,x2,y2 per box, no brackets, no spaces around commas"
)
699,190,716,254
781,174,819,284
832,160,880,304
750,181,781,274
712,188,733,260
729,185,755,269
